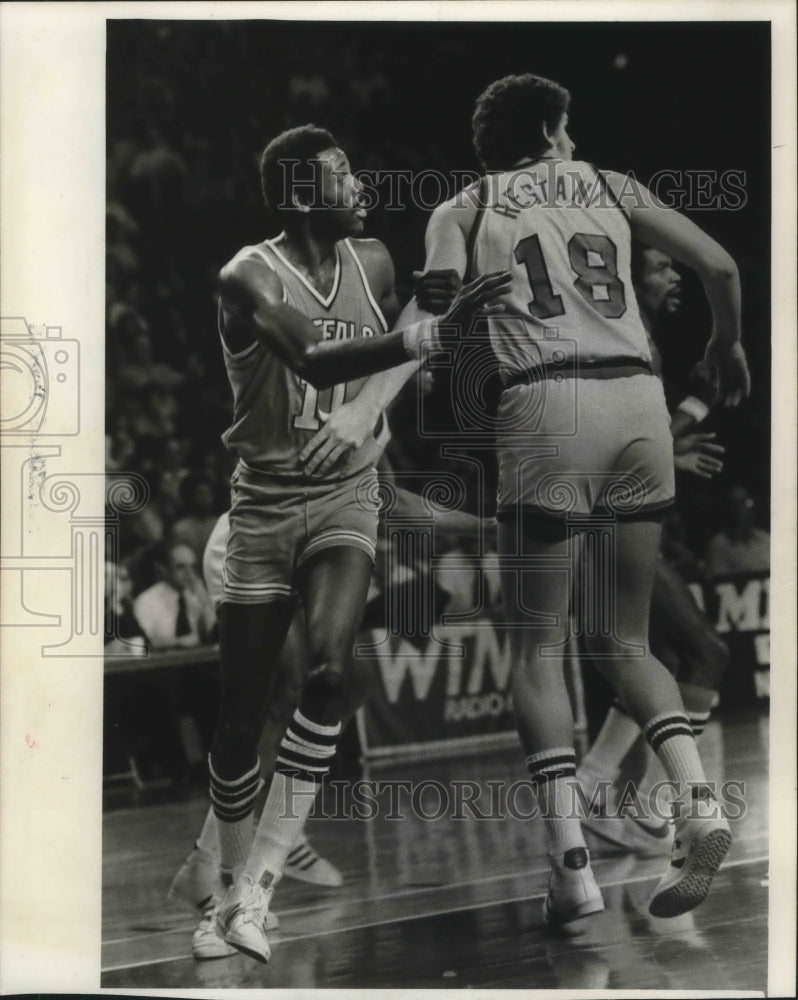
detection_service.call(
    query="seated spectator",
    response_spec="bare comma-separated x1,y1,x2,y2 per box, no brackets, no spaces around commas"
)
705,484,770,577
133,542,216,650
104,560,147,655
171,474,220,565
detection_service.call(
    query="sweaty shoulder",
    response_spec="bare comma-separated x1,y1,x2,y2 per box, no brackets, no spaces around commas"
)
431,186,480,239
423,187,479,275
347,238,395,299
218,243,284,308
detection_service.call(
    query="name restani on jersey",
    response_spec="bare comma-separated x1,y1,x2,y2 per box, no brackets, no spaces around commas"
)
494,171,605,218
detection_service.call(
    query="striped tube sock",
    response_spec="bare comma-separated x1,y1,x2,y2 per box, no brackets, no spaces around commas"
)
209,756,261,878
526,747,586,857
240,711,340,890
687,710,711,738
678,682,715,738
643,712,709,804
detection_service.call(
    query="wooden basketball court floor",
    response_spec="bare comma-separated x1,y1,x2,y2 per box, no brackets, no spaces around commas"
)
102,712,769,991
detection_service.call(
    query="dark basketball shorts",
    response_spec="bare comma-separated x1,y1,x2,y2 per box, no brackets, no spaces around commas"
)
221,463,381,605
495,371,675,531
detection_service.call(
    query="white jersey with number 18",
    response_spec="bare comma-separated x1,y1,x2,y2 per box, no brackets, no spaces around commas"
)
469,159,652,380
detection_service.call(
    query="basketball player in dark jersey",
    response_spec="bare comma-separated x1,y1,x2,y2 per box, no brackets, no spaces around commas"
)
206,125,509,962
413,74,750,927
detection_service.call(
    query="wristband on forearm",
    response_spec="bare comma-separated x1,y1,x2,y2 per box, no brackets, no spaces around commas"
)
676,395,710,424
402,318,437,359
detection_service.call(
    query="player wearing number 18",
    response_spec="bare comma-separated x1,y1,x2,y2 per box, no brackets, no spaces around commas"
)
420,74,750,927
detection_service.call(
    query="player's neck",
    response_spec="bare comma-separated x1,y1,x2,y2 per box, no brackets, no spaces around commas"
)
276,226,338,276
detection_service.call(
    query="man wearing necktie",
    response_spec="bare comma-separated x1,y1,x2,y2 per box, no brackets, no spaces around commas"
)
134,542,216,649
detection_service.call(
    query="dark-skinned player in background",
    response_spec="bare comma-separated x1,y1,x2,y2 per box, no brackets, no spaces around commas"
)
576,245,730,854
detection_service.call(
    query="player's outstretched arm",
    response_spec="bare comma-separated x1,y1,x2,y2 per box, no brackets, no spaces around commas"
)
612,173,751,406
300,242,445,476
336,240,426,420
219,255,509,391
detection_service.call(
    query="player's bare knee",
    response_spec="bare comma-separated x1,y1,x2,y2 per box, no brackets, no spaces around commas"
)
301,663,350,723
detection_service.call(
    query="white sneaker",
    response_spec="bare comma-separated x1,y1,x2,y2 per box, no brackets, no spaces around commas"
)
284,835,343,887
648,791,731,918
192,899,239,961
168,845,219,914
543,848,605,928
192,894,279,961
216,879,274,963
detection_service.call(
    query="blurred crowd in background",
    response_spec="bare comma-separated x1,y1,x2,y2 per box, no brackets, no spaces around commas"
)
105,20,770,653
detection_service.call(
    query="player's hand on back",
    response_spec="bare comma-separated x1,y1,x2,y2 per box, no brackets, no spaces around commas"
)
300,399,376,476
413,269,462,315
437,270,512,337
403,270,510,358
704,339,751,407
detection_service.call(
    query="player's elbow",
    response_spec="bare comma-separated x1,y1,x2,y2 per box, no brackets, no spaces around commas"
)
696,248,738,285
294,344,335,391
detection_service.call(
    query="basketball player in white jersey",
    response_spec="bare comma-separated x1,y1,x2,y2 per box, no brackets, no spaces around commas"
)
577,244,730,853
205,124,509,962
415,74,750,927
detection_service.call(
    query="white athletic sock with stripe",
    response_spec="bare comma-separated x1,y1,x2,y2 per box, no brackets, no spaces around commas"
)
643,712,709,811
636,688,717,803
209,757,261,880
678,682,715,738
240,710,339,891
526,748,586,857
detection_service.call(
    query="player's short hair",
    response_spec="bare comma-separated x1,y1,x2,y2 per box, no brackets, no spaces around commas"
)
259,124,338,214
472,74,571,170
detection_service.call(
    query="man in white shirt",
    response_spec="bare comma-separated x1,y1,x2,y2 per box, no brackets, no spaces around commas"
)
134,542,216,649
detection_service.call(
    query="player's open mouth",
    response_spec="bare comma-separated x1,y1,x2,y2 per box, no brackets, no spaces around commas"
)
354,207,367,219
